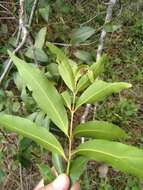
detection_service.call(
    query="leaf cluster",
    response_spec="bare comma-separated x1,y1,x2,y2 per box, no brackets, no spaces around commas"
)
0,44,143,187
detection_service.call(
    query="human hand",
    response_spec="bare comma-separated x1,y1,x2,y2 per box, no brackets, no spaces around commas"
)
34,174,80,190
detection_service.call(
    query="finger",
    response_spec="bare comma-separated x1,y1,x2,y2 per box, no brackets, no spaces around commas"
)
39,174,70,190
71,181,80,190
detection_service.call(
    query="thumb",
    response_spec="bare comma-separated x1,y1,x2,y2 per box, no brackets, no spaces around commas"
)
40,174,70,190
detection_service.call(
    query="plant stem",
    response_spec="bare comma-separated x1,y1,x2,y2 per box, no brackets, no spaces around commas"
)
66,93,76,175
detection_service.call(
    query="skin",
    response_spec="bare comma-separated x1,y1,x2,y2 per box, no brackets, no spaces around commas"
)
34,174,80,190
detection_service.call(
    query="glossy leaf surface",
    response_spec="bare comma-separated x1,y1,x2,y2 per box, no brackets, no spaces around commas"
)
73,139,143,178
0,114,66,159
61,91,72,110
9,52,68,136
76,80,131,109
74,120,128,140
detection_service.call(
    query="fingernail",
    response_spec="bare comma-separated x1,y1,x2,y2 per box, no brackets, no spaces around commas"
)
52,174,67,190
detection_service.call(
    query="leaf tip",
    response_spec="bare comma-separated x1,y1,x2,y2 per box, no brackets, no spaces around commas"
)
7,50,13,57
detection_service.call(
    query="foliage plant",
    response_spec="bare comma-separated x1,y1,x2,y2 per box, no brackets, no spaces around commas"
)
1,43,143,187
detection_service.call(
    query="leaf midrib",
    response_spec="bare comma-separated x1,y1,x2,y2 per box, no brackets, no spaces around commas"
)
21,65,67,135
58,58,74,90
74,128,123,136
2,120,65,158
73,148,143,175
73,148,143,160
77,82,123,107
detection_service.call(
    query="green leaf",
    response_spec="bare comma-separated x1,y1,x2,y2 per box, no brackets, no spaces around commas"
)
61,90,72,110
52,153,63,174
0,24,8,34
25,27,48,62
25,48,48,62
90,54,107,78
0,169,5,183
76,54,107,92
74,50,92,62
9,52,68,136
76,80,132,109
47,43,75,91
87,70,94,83
76,74,90,92
39,6,50,22
0,114,66,159
69,60,89,84
46,63,59,78
69,59,78,77
13,72,26,91
73,120,128,140
104,23,121,33
71,26,95,44
35,27,47,49
73,139,143,178
38,163,55,184
70,156,87,185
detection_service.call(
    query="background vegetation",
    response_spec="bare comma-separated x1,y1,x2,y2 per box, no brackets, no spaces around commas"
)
0,0,143,189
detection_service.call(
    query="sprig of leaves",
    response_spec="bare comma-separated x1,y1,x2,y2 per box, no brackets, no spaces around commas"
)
0,45,143,186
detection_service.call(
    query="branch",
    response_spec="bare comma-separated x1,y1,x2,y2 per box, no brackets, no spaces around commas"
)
0,0,39,85
0,0,28,85
81,0,117,125
28,0,39,27
97,0,117,60
80,104,91,143
80,11,106,26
